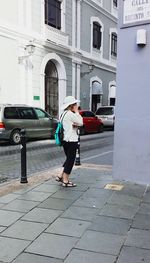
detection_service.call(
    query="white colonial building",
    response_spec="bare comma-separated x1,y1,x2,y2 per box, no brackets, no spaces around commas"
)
0,0,117,117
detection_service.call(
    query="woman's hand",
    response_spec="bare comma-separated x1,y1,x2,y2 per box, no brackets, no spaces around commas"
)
72,104,79,113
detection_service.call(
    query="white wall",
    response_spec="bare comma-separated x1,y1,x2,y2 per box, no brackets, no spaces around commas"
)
0,36,18,104
0,0,18,25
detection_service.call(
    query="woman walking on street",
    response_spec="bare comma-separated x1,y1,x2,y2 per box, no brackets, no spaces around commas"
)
56,96,83,187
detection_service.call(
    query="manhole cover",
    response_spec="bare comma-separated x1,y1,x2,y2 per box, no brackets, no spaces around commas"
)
104,183,124,191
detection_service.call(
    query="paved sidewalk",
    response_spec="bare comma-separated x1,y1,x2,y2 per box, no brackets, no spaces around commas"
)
0,163,150,263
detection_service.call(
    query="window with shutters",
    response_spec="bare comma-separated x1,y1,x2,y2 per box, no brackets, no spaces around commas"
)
111,32,117,57
45,0,61,30
93,22,101,50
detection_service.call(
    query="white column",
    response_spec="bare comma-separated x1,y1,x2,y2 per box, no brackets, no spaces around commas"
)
77,0,81,50
72,62,76,97
61,0,66,32
41,0,45,38
26,58,33,105
76,64,81,102
72,0,76,49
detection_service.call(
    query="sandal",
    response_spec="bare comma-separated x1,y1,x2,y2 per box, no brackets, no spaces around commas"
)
62,181,76,187
55,176,63,182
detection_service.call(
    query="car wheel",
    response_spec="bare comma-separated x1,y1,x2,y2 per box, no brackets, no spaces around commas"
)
80,126,86,135
10,129,21,145
98,124,104,133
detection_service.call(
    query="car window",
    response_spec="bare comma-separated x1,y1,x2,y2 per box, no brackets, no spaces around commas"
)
96,107,114,115
4,107,20,119
17,107,37,119
84,111,95,117
34,108,49,118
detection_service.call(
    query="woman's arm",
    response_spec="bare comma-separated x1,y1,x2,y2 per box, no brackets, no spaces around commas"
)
69,105,83,126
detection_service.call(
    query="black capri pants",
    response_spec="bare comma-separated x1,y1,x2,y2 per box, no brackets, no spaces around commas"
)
63,141,78,174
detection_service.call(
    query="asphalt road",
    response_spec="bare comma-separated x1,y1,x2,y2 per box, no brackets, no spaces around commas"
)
0,131,114,183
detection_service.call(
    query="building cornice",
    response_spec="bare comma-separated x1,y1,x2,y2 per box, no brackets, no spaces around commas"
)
83,0,118,23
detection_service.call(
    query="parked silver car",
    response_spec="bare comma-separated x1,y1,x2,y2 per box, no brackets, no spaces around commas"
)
95,106,115,130
0,104,58,144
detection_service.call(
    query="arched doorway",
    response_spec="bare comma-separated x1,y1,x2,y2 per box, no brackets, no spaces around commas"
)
91,81,103,112
109,82,116,106
45,61,58,117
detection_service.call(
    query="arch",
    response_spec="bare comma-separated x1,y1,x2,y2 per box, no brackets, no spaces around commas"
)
90,76,103,111
108,80,116,105
40,53,67,117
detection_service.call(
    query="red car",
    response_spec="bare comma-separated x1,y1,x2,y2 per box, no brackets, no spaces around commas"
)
79,110,103,135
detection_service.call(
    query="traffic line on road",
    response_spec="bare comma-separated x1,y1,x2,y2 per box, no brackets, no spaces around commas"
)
82,150,113,161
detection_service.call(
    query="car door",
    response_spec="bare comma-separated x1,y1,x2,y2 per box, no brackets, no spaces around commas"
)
84,111,95,133
34,108,53,138
17,107,39,138
87,111,98,132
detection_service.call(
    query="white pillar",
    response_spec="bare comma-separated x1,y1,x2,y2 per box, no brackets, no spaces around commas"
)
72,0,76,49
72,62,76,97
77,0,81,50
77,64,81,102
26,58,33,105
61,0,66,32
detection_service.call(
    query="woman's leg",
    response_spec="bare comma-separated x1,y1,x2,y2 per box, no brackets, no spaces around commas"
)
62,142,77,184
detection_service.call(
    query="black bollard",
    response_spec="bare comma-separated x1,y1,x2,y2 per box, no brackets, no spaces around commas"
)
75,128,81,166
20,129,28,183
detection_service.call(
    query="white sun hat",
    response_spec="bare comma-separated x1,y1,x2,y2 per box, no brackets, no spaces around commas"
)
61,96,80,110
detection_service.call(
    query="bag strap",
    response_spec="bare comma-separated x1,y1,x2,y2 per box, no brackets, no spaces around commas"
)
60,110,68,124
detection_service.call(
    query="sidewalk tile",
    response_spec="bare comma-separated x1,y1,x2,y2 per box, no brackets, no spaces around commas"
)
64,249,116,263
2,220,48,241
61,206,99,221
99,204,138,219
138,202,150,215
0,226,5,233
75,230,125,255
26,233,78,259
14,185,39,195
117,182,146,198
51,189,83,200
81,189,112,199
13,253,63,263
46,181,89,192
39,197,73,210
117,246,150,263
125,229,150,249
143,193,150,203
132,213,150,230
1,199,39,212
22,207,63,223
17,191,52,202
33,184,61,193
108,192,141,207
45,217,91,237
88,215,132,235
0,209,23,226
0,236,29,262
0,193,20,204
73,196,107,209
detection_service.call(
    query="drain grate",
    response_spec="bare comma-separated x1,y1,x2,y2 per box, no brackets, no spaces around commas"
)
104,183,124,191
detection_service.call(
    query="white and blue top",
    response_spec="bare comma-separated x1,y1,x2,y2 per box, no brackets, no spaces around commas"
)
62,110,83,142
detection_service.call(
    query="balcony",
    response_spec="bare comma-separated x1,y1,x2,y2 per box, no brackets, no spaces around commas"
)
44,25,69,47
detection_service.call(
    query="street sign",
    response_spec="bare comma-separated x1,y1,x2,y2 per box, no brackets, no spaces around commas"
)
122,0,150,27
